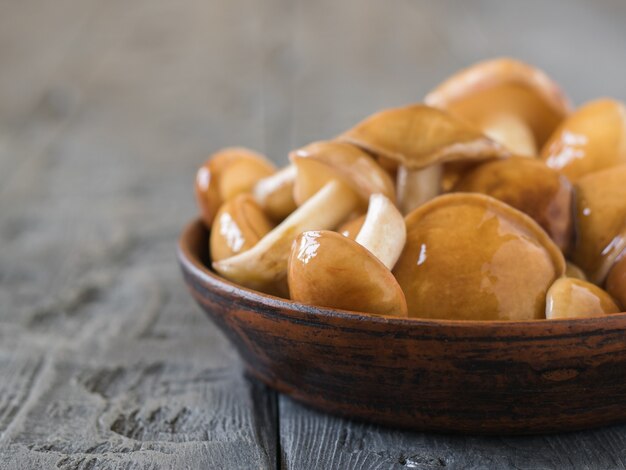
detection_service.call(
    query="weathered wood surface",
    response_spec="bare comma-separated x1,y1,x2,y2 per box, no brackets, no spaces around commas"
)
1,0,626,469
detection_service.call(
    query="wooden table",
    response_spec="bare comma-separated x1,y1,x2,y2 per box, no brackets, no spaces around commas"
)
2,1,626,468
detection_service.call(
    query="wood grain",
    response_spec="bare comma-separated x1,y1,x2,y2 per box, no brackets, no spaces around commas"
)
0,0,279,468
2,0,626,468
279,396,626,470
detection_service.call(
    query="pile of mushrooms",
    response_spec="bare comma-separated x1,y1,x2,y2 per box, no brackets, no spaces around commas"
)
194,58,626,321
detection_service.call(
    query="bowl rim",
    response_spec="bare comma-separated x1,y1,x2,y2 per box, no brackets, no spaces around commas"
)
178,217,626,332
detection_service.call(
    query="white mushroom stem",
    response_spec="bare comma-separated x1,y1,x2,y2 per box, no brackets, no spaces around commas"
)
482,113,537,157
355,194,406,270
396,165,442,215
213,180,359,291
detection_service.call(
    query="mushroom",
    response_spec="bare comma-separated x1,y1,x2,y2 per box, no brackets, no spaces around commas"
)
353,193,406,270
395,165,443,215
252,164,298,221
540,99,626,181
545,278,621,319
195,147,275,227
335,194,407,269
288,194,407,316
565,262,587,281
210,194,275,262
392,193,565,320
606,252,626,311
571,164,626,284
338,214,366,239
453,156,574,253
425,58,572,155
212,180,356,295
338,104,508,214
290,141,395,208
213,142,395,295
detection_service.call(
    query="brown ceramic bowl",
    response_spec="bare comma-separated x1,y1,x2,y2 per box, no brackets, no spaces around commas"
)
178,219,626,434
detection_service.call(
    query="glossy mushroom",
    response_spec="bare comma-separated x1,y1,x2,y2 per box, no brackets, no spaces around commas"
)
290,141,395,208
353,193,406,270
393,193,565,320
545,278,621,319
338,214,366,239
572,164,626,284
213,143,395,295
210,194,275,262
288,231,407,316
606,252,626,310
252,164,298,221
395,165,443,215
212,180,357,295
565,262,587,281
195,147,275,227
453,156,574,253
541,99,626,181
288,193,406,316
425,58,571,155
338,104,507,214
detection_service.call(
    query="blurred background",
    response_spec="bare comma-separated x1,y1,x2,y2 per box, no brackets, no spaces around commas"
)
2,1,626,467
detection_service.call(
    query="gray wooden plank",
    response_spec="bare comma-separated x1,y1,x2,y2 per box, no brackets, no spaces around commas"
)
0,0,282,468
279,397,626,470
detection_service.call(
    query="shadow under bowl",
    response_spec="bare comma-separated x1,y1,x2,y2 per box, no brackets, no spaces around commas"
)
178,218,626,434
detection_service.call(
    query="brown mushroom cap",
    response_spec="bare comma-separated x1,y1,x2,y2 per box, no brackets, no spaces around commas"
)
195,147,275,228
606,251,626,311
213,180,359,296
338,104,508,170
290,141,395,208
210,194,275,262
252,165,298,222
541,99,626,181
393,193,565,321
453,156,574,253
288,231,408,317
565,262,587,281
425,58,571,149
545,278,621,319
572,164,626,284
338,214,366,239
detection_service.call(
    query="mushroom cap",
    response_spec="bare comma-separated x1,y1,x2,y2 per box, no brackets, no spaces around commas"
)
572,164,626,284
253,165,297,222
288,231,408,317
425,58,571,148
290,141,395,207
606,251,626,311
338,214,366,239
540,99,626,181
545,278,621,319
195,147,275,228
338,104,508,170
565,262,587,281
210,194,275,262
393,193,565,321
453,156,574,253
212,180,360,297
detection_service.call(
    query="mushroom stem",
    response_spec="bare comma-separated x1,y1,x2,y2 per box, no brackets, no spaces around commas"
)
482,113,537,157
252,164,297,221
213,180,359,292
354,194,406,270
396,165,443,215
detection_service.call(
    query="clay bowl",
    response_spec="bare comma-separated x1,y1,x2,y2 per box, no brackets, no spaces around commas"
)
178,218,626,435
